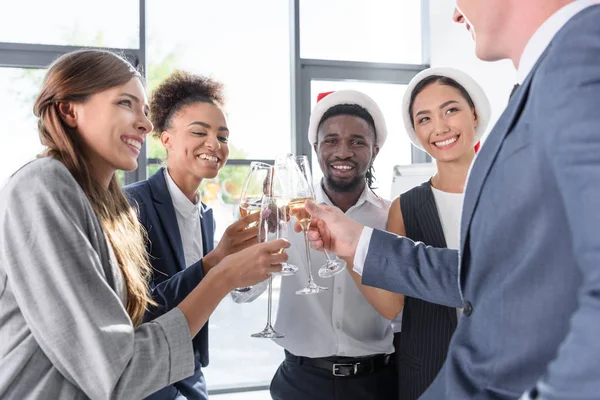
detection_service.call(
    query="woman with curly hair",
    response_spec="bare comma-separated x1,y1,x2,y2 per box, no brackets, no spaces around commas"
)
0,49,287,399
124,70,261,400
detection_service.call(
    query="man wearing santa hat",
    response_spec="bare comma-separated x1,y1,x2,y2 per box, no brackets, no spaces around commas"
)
235,90,398,399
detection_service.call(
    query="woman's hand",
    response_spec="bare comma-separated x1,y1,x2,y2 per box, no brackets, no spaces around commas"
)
203,212,260,272
216,238,289,289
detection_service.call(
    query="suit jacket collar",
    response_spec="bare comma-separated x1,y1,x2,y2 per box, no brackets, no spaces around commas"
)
148,167,186,269
200,207,214,255
517,0,600,83
148,167,214,264
416,182,448,250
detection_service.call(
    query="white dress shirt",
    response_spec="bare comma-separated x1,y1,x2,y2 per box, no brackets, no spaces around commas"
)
164,169,203,267
431,187,464,319
235,182,394,358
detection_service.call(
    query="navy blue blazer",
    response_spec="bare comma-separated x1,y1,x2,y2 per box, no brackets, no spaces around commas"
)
124,168,215,400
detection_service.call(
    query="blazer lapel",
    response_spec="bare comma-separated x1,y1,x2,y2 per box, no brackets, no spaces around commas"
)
459,50,549,264
416,185,448,250
200,203,214,255
148,168,186,270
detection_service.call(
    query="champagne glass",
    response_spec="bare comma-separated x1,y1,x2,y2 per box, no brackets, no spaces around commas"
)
277,155,328,295
317,250,347,278
239,161,271,223
233,162,271,293
251,193,291,338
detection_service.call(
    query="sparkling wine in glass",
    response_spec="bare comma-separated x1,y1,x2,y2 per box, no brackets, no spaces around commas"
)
233,162,272,293
277,155,328,295
251,195,294,338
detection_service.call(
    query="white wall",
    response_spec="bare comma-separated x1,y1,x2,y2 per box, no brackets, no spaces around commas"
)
427,0,516,138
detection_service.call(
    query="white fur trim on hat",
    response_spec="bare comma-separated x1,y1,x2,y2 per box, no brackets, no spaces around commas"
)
307,90,388,148
402,67,491,152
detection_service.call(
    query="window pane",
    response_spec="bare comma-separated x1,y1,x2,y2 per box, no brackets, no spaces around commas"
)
300,0,422,64
0,0,139,48
0,68,46,187
310,80,411,200
196,164,284,389
146,0,291,162
199,165,248,240
206,284,283,390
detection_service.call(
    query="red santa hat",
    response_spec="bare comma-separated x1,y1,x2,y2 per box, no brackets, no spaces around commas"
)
307,90,388,148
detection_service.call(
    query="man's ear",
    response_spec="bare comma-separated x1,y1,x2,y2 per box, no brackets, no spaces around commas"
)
57,102,78,128
372,144,380,160
313,142,318,153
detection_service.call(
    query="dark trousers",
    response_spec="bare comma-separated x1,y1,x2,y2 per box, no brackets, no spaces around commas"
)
270,351,397,400
393,332,402,399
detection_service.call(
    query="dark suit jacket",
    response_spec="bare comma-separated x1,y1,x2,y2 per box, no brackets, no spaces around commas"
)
124,167,215,400
397,182,457,400
362,5,600,400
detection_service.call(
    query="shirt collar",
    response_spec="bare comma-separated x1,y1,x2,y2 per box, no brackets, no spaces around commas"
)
164,168,201,219
314,179,385,211
517,0,600,84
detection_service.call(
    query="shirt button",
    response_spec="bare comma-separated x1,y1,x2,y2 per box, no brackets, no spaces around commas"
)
337,287,342,294
339,351,345,356
463,301,473,317
336,322,341,329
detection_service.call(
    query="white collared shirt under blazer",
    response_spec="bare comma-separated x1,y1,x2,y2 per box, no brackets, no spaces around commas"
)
164,168,204,267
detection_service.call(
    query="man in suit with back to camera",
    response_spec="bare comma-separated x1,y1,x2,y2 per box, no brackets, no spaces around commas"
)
301,1,600,399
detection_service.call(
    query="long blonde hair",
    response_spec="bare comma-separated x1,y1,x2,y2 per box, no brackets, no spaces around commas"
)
33,49,153,326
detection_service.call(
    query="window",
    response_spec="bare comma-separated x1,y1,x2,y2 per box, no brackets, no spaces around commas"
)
310,80,411,200
0,68,46,186
146,0,291,161
0,0,139,48
300,0,422,64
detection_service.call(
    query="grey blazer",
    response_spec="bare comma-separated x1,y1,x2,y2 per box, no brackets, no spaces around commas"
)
362,5,600,400
0,158,194,399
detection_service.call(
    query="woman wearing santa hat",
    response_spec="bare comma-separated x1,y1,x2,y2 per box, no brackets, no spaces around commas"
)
352,66,491,399
392,67,490,400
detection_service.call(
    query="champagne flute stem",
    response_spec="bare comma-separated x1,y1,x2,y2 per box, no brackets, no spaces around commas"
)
302,229,315,284
266,274,273,327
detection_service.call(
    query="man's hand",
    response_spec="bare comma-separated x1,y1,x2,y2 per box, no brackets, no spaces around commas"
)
203,212,260,272
295,200,364,259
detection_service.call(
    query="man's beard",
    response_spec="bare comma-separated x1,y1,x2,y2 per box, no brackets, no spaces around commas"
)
325,173,365,193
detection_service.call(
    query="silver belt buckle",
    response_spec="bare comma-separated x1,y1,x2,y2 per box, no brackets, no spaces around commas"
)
332,363,358,376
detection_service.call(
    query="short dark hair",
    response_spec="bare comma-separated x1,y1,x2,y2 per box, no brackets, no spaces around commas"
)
150,70,225,137
408,75,476,128
316,104,378,189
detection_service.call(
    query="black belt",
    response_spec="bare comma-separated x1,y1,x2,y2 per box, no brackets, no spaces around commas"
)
284,350,393,377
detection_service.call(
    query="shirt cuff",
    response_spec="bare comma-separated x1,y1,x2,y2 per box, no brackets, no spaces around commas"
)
229,279,268,304
352,227,373,276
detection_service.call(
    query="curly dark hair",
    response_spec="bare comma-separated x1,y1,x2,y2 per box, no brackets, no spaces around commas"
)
316,103,378,190
150,70,225,138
